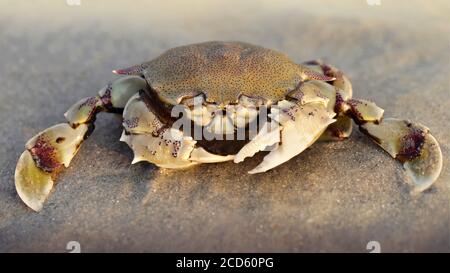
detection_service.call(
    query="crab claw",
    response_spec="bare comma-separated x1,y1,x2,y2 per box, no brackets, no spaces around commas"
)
361,118,443,193
234,121,280,163
15,123,88,211
247,101,336,174
190,147,235,163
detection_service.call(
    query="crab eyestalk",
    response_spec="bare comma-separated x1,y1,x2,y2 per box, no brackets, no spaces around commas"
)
15,76,147,211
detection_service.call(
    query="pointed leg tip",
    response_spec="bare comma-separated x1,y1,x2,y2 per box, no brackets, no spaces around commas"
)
404,134,443,193
15,150,54,212
248,166,266,174
405,162,442,194
408,176,436,195
233,157,243,164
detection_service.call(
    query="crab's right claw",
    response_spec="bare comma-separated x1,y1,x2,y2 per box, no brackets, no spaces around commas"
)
361,118,443,193
15,123,88,211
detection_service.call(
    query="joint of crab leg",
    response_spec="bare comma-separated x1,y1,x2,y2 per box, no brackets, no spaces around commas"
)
98,76,147,109
303,60,353,98
64,76,148,128
64,96,103,127
318,116,353,141
360,118,442,193
15,123,88,211
336,92,384,125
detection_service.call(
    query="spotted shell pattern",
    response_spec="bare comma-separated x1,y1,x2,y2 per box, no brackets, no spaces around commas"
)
142,41,305,105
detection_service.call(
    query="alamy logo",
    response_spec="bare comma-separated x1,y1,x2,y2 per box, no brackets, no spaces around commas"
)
366,241,381,253
366,0,381,6
66,241,81,253
66,0,81,6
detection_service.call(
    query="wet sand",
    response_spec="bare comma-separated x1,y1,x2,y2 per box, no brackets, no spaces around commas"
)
0,0,449,252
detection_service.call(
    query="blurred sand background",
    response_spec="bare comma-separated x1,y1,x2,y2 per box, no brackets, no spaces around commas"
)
0,0,449,252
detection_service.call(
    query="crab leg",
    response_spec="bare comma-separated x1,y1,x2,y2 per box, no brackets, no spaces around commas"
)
303,60,353,98
303,60,354,141
361,119,442,193
15,76,147,211
337,94,443,193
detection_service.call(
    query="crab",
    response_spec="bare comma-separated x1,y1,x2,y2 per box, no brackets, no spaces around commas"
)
15,41,443,211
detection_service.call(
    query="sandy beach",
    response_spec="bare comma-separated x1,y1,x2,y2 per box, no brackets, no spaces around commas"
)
0,0,448,252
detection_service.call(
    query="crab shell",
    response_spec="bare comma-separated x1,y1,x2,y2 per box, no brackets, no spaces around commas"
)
140,41,317,105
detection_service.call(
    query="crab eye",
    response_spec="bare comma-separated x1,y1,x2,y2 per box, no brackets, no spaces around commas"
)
180,94,205,108
238,95,266,107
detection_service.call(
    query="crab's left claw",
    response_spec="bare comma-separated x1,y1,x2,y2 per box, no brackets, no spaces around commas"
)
241,100,336,174
15,124,88,211
361,119,442,193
